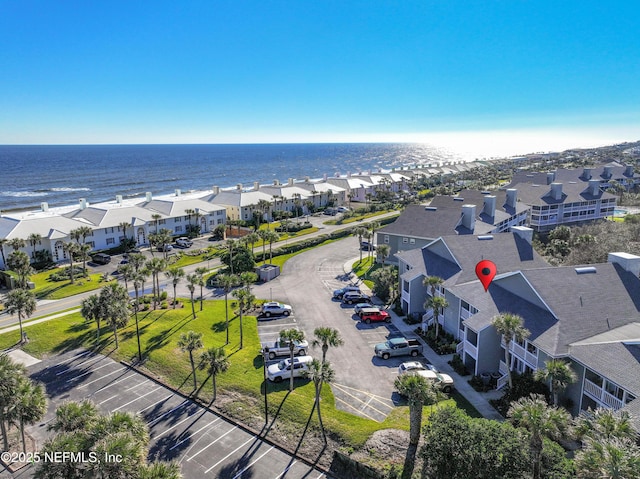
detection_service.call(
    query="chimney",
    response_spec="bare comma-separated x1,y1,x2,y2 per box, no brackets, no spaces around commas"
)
461,204,476,231
79,198,87,210
253,181,260,191
550,183,563,200
40,202,49,212
323,173,328,181
625,165,634,176
347,171,351,177
582,167,592,180
546,172,555,184
236,184,242,191
506,189,517,208
288,178,294,186
273,179,280,186
511,226,533,245
483,195,496,218
304,176,310,182
175,189,181,197
608,252,640,277
603,165,613,178
212,186,220,195
116,195,123,204
145,192,152,202
588,179,600,196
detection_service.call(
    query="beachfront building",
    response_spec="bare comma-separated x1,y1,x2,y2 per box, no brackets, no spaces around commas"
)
448,251,640,418
296,178,346,210
206,185,274,222
377,190,529,263
259,180,314,219
326,175,375,204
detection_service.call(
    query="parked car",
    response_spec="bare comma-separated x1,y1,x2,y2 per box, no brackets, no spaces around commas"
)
260,301,292,318
333,285,361,299
175,237,193,248
342,291,371,304
261,338,309,360
92,253,111,265
157,244,173,252
337,206,350,213
360,310,391,324
354,303,380,316
398,361,454,393
267,356,313,383
360,241,376,251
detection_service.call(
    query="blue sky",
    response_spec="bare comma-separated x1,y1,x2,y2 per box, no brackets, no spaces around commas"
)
1,0,639,154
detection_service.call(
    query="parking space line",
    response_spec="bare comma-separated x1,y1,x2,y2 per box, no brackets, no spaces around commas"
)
56,355,104,375
334,396,379,421
229,445,274,479
64,361,116,383
332,384,392,415
185,425,240,462
124,378,150,391
273,460,297,479
98,394,120,405
79,367,127,388
170,419,222,451
148,400,191,427
57,350,93,366
153,413,218,440
112,386,162,411
137,393,174,414
203,436,254,473
88,372,141,395
332,383,394,405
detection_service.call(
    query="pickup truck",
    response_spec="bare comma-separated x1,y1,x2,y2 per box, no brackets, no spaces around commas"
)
360,310,391,324
374,337,423,360
261,339,309,360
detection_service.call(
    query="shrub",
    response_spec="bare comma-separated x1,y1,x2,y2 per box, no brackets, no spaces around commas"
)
448,353,470,376
160,301,168,309
160,291,168,300
48,266,88,282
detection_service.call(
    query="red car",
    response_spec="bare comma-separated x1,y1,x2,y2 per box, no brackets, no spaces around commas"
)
360,310,391,324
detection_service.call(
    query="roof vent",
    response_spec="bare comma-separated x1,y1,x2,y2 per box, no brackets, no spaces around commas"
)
569,181,577,184
425,206,437,211
477,235,494,240
453,197,464,201
575,266,597,274
531,184,540,187
481,191,491,195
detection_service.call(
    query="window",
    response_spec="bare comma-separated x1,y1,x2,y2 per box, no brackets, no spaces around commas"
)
175,217,181,222
87,241,95,248
209,219,215,225
106,238,115,245
585,368,603,387
217,219,224,224
403,280,409,292
217,210,223,215
384,235,389,244
526,342,537,354
175,226,182,233
403,237,408,243
158,219,166,225
410,238,415,244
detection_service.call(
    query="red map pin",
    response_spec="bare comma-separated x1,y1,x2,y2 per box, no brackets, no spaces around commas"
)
475,260,497,291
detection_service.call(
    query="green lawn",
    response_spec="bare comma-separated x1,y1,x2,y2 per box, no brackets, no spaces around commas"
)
324,210,398,225
0,297,475,448
31,269,115,299
352,257,381,289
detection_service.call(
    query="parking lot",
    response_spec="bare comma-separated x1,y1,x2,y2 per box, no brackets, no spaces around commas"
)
22,350,327,479
253,238,419,422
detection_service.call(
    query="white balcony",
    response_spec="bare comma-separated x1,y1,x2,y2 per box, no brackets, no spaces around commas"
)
456,342,464,354
583,378,624,410
464,340,477,359
499,360,508,376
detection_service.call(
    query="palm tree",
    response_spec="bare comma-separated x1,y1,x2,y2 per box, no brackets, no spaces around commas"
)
194,267,208,311
368,221,380,259
423,275,445,333
47,399,99,433
426,295,448,339
303,359,335,444
119,221,132,242
265,230,280,263
27,233,42,259
279,328,305,392
5,288,36,344
492,312,531,388
534,359,577,406
199,347,229,401
0,355,27,451
70,226,93,245
8,238,25,251
239,271,257,293
81,294,103,344
376,244,390,264
225,239,236,274
139,461,183,479
394,372,439,479
575,436,640,479
62,241,78,284
77,243,92,274
256,199,271,228
157,228,173,259
575,407,636,442
10,376,47,453
257,230,269,264
118,263,135,291
354,226,368,263
508,394,571,479
129,252,146,272
244,232,260,254
146,257,167,309
312,327,343,364
232,288,254,350
151,213,162,234
218,274,239,344
7,251,34,288
186,273,198,318
100,282,130,349
132,272,145,361
177,331,203,392
165,267,185,309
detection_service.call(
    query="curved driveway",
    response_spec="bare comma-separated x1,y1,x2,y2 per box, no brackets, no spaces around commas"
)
252,236,400,422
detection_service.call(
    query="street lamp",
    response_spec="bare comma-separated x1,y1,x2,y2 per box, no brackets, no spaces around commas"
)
262,347,269,425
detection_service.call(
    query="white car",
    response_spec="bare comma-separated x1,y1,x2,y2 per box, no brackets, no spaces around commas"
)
267,356,313,382
175,237,193,248
260,301,293,318
398,361,454,393
337,206,350,213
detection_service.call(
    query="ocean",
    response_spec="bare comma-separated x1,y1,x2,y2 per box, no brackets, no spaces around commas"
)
0,143,459,212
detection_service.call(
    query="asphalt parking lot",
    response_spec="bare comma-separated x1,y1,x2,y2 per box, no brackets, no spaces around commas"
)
19,350,327,479
252,238,416,422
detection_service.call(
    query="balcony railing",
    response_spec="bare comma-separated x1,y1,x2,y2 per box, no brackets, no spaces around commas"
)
583,378,624,410
464,341,477,358
456,342,464,354
497,375,509,390
499,360,508,376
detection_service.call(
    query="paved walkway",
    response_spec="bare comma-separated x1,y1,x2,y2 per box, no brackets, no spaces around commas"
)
343,257,505,421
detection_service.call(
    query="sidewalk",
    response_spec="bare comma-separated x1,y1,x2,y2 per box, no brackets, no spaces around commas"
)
343,257,505,421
